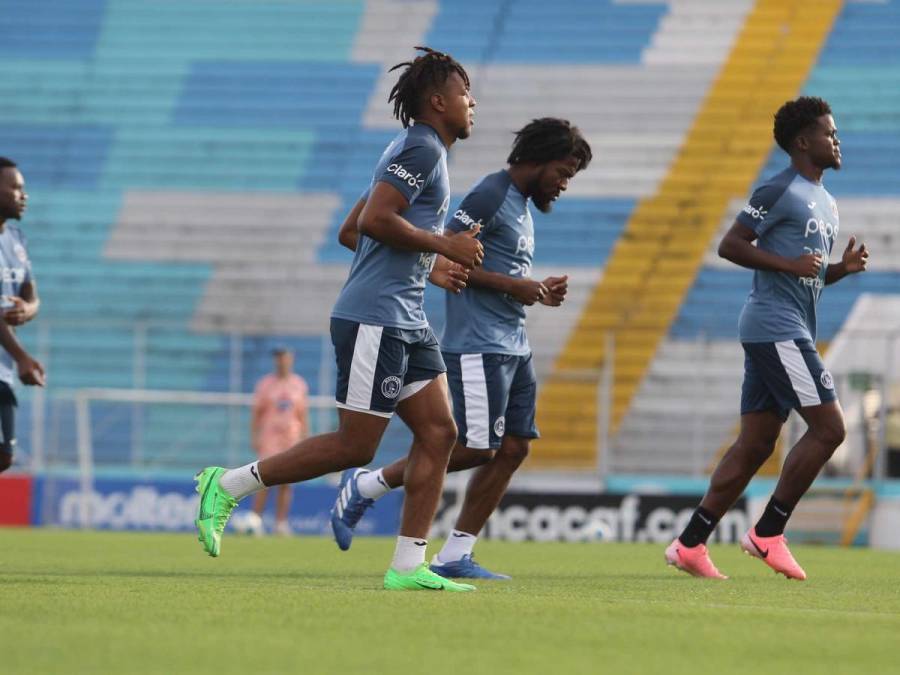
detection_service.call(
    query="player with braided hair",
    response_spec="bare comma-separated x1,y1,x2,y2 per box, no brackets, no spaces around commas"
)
194,47,483,592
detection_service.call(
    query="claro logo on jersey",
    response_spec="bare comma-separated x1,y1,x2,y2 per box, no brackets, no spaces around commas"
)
387,163,425,190
453,209,483,229
742,203,767,221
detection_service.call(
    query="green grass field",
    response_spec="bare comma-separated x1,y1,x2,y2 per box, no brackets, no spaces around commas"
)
2,529,899,675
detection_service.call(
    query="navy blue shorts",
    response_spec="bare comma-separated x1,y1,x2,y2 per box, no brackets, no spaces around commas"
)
0,381,16,455
331,318,446,418
741,338,837,421
444,352,539,450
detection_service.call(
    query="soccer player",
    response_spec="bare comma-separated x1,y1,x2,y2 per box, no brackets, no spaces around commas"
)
330,118,592,579
245,346,309,536
0,157,45,473
665,97,868,580
194,47,484,592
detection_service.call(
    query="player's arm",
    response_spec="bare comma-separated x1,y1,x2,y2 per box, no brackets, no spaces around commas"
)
3,280,40,326
466,267,549,306
0,317,44,386
338,198,367,252
358,182,483,267
718,221,822,278
825,235,869,285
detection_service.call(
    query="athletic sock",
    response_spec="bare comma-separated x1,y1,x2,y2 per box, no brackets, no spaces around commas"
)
219,461,265,500
391,535,428,572
357,468,392,500
754,497,792,537
435,529,477,564
677,506,720,548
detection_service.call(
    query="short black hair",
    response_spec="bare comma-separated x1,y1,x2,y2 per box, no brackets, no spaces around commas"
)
0,157,17,170
507,118,592,171
388,46,470,128
773,97,832,153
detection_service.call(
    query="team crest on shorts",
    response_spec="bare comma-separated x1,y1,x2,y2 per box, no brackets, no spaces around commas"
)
381,376,402,399
493,416,506,437
820,370,834,390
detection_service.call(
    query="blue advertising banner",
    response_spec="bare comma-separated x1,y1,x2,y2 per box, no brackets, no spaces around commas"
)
32,474,403,536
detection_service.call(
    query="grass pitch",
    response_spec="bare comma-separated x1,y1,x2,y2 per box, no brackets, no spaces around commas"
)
2,529,899,675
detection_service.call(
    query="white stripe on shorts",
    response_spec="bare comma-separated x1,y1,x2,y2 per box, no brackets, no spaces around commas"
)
775,340,821,408
460,354,490,449
346,324,384,411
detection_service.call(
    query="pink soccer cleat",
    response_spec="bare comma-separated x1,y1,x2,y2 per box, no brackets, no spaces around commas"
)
741,528,807,580
665,539,728,579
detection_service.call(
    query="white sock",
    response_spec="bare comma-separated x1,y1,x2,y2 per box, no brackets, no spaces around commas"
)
391,535,427,572
219,461,265,500
436,529,477,564
357,468,392,500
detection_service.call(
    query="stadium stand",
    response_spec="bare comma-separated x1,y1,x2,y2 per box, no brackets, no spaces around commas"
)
0,0,897,476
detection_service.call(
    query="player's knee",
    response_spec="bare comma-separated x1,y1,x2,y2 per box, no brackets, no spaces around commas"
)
0,452,11,473
811,418,846,451
419,418,458,453
737,440,776,466
497,438,530,467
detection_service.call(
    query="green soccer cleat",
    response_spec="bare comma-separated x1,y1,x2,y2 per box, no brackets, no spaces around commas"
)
194,467,238,557
383,563,476,592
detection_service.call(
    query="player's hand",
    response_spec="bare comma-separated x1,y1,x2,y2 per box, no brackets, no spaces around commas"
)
790,253,823,278
441,225,484,268
3,296,30,326
510,278,549,306
842,235,869,273
539,275,568,306
429,260,469,294
16,356,45,386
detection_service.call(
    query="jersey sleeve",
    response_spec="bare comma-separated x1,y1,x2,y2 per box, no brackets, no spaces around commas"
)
375,140,442,205
736,179,791,236
445,182,506,236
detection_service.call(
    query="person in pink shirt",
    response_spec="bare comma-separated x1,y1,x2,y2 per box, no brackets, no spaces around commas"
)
249,346,309,535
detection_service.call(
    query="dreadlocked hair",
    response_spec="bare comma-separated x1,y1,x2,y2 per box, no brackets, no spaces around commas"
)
773,96,832,153
388,46,470,128
507,118,592,171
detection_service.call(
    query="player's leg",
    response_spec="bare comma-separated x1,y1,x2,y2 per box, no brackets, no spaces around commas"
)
432,354,537,579
741,340,843,579
667,344,785,579
195,319,393,557
330,350,494,551
274,484,293,535
0,382,16,474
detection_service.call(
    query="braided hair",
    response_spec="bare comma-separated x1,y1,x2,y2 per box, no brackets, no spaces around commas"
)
507,118,592,171
388,46,470,128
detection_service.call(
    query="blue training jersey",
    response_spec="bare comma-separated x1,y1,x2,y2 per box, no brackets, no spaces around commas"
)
332,123,451,329
441,170,534,356
0,224,33,385
736,166,839,343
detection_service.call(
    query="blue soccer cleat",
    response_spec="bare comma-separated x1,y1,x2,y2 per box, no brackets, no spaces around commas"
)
330,468,375,551
430,554,511,580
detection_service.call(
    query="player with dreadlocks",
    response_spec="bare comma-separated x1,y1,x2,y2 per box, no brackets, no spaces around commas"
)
331,118,593,580
194,47,483,591
665,96,868,581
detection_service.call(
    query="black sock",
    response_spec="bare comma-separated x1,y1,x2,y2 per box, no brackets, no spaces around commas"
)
677,507,719,548
755,497,792,537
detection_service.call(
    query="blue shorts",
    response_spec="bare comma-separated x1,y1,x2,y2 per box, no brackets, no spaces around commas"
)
741,338,837,421
331,318,446,418
444,352,539,450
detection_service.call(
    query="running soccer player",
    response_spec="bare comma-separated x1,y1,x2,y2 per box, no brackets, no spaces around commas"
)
330,118,592,579
0,157,45,473
194,47,484,592
665,97,868,580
